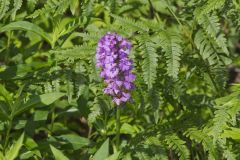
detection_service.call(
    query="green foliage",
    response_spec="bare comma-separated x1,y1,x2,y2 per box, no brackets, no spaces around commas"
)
4,133,24,160
184,128,218,159
165,134,190,160
0,0,240,159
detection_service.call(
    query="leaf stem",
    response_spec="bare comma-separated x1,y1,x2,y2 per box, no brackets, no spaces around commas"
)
148,0,155,19
3,119,12,154
166,3,182,26
50,105,56,133
5,31,12,64
116,106,121,150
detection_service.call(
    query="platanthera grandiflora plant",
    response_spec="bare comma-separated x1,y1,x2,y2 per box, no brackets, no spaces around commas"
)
96,32,135,149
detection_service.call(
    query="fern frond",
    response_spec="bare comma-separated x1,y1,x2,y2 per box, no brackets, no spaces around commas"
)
194,30,228,66
197,14,219,38
111,14,149,32
54,0,69,16
197,14,229,55
165,134,190,160
77,32,103,42
11,0,23,20
204,0,226,12
159,31,182,79
88,99,101,124
184,128,218,159
27,0,37,12
52,45,95,61
52,79,60,92
117,5,135,14
194,30,216,62
43,82,53,93
223,148,237,160
0,0,10,20
28,0,70,18
137,36,158,89
210,87,240,141
215,34,229,55
194,0,226,18
66,70,73,104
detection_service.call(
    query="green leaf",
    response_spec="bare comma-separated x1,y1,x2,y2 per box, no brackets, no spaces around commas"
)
0,151,4,160
0,61,52,80
13,92,65,116
106,151,120,160
0,21,52,45
70,0,79,15
93,138,109,160
50,145,70,160
5,133,24,160
221,127,240,140
0,111,9,121
33,110,49,121
0,84,12,103
24,136,42,158
120,123,137,135
56,134,90,150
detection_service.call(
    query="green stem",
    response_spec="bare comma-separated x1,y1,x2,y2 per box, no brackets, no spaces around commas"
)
148,0,155,19
166,3,182,26
4,119,12,154
5,31,12,64
50,105,56,133
50,61,58,133
116,106,121,150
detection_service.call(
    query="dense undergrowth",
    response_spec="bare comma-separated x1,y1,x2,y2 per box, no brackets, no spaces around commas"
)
0,0,240,159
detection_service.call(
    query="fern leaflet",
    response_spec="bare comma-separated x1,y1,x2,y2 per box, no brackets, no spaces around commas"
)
194,30,229,66
184,128,218,159
159,31,182,79
210,86,240,142
0,0,10,20
11,0,23,20
194,0,226,18
28,0,70,18
197,14,229,55
165,134,190,160
111,14,149,32
137,36,158,89
52,45,95,61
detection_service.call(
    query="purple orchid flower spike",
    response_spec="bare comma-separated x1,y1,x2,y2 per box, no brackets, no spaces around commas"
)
96,32,135,106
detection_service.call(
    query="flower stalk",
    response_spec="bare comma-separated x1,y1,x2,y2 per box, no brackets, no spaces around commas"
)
116,106,121,150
